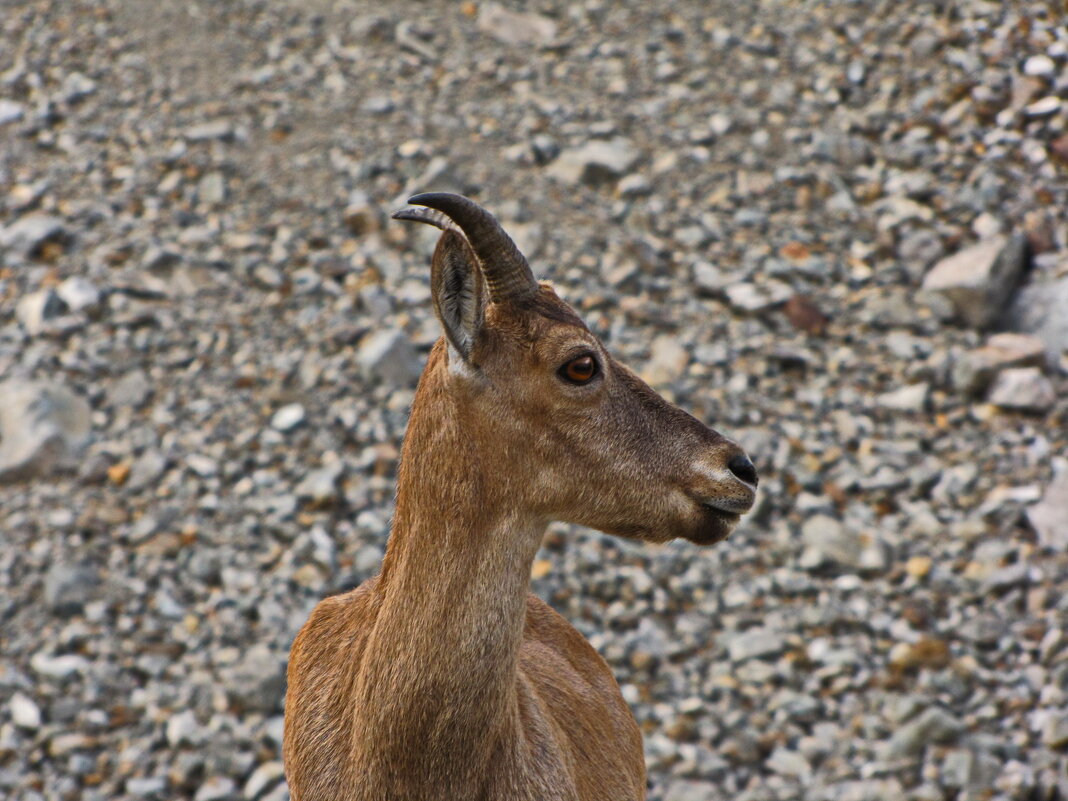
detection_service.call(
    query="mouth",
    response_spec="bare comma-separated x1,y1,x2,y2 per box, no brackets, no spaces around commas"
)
685,502,741,546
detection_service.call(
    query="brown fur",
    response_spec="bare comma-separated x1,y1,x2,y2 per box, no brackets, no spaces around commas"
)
284,242,756,800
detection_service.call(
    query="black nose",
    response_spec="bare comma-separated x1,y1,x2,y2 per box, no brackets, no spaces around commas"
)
727,453,758,487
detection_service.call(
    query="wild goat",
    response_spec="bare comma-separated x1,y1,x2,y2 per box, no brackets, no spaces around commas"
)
283,193,758,801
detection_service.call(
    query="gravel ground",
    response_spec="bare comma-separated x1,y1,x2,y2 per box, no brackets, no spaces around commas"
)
2,1,1068,800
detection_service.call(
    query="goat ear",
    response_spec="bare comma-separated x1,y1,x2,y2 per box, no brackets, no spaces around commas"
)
431,229,485,363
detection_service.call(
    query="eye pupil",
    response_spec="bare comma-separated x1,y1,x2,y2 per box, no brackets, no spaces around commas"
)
564,356,597,383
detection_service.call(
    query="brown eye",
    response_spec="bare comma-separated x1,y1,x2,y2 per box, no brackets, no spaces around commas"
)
560,355,598,384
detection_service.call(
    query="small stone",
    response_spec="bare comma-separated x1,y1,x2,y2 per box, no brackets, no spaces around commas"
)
296,461,344,505
1023,54,1056,78
617,173,652,198
1024,96,1061,116
1028,463,1068,550
128,449,167,491
357,328,423,385
921,234,1028,329
343,193,381,235
61,71,97,102
726,628,785,662
56,276,102,313
227,644,286,714
642,336,689,386
782,295,828,335
477,3,557,46
125,777,168,798
0,380,92,482
877,383,929,412
198,172,226,204
184,121,233,141
30,653,89,680
0,99,25,125
953,333,1047,395
531,560,552,579
271,404,306,432
243,761,285,800
723,281,792,313
166,710,201,747
0,214,67,257
986,367,1055,413
16,288,66,334
9,692,42,730
1041,713,1068,748
905,555,932,579
195,776,237,801
886,707,964,758
547,138,641,187
1005,276,1068,358
766,747,812,780
43,562,98,615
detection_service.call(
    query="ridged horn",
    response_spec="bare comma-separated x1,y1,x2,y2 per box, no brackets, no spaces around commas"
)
398,192,538,303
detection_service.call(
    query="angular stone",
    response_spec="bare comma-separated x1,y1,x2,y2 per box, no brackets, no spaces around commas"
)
227,644,286,714
477,3,557,46
44,562,99,615
886,707,965,758
0,380,92,482
357,328,422,385
1028,460,1068,549
921,234,1028,328
1006,275,1068,359
876,383,929,412
9,692,42,729
0,214,67,257
16,288,66,334
953,333,1048,395
641,336,689,386
726,628,785,662
987,367,1055,413
0,99,24,125
56,276,102,313
547,139,640,187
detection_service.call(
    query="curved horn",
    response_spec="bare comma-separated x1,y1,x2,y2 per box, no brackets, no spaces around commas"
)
402,192,538,303
390,206,459,234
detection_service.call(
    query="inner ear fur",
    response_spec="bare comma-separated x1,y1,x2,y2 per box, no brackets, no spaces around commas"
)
431,229,485,362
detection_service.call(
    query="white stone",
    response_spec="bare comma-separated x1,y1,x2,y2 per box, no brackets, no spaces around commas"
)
877,382,929,412
16,289,65,334
987,367,1055,413
1027,459,1068,550
357,328,422,385
243,760,285,800
0,380,92,482
195,776,236,801
547,138,640,187
1023,54,1056,78
0,99,24,125
1024,96,1061,116
9,693,42,729
477,3,557,46
166,709,201,747
0,214,66,256
30,653,89,680
270,403,306,432
56,276,102,312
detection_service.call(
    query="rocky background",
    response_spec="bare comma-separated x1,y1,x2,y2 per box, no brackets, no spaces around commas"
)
2,1,1067,800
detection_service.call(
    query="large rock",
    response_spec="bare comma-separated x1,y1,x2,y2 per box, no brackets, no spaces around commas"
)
986,367,1055,413
0,380,92,482
547,139,640,188
1005,274,1068,359
1027,459,1068,549
921,234,1028,328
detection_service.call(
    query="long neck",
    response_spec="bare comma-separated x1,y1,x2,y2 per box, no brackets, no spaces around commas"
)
352,351,544,794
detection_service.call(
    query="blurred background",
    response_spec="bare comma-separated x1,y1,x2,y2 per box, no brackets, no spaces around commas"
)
1,1,1067,800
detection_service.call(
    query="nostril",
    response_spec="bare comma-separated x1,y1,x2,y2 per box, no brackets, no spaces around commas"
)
727,453,758,487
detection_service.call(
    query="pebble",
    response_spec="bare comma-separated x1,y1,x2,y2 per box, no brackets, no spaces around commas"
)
1023,54,1056,78
270,404,306,432
56,276,102,313
357,328,422,385
30,653,89,681
0,98,25,125
953,332,1047,395
0,380,92,482
876,382,929,412
43,562,98,615
726,628,785,662
9,692,42,730
477,3,557,47
242,760,285,800
16,289,66,335
885,707,965,758
1027,459,1068,550
0,214,66,257
194,776,237,801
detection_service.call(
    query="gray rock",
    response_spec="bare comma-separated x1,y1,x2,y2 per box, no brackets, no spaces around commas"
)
723,281,792,313
125,777,168,799
357,328,422,385
1028,459,1068,549
43,562,99,615
61,71,96,102
242,761,285,800
0,99,25,125
56,276,102,313
185,121,233,141
876,383,929,412
766,746,812,780
799,515,887,574
30,653,88,681
194,776,237,801
271,404,306,432
166,709,202,747
547,139,641,187
0,214,67,257
921,234,1028,328
477,3,557,46
663,780,719,801
885,707,964,758
127,449,168,491
986,367,1055,413
0,380,92,483
296,461,344,505
16,289,66,334
953,333,1048,395
198,172,226,204
1005,275,1068,358
111,369,153,408
227,644,286,714
1041,712,1068,748
726,628,785,662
